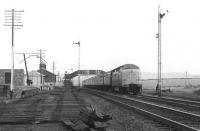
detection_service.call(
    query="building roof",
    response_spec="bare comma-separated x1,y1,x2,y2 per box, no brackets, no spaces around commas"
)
37,69,56,82
111,64,139,72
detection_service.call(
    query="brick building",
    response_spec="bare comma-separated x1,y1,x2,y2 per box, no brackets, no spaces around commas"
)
37,64,56,86
0,69,24,86
0,69,24,97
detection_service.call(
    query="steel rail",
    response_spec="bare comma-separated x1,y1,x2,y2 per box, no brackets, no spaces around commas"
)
132,95,200,115
141,94,200,107
84,89,200,131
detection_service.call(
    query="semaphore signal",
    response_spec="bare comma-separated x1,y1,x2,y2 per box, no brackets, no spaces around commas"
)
156,5,168,96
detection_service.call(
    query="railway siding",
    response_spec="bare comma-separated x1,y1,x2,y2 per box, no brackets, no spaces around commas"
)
0,87,88,130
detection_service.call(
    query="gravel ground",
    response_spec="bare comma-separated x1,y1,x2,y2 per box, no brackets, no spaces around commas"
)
0,88,81,131
0,123,67,131
78,90,162,131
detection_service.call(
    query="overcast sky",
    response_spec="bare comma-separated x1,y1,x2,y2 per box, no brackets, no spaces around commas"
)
0,0,200,75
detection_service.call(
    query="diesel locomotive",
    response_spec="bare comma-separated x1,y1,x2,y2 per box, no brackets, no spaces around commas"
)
82,64,142,95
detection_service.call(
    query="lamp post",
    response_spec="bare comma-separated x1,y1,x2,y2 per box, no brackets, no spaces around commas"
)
156,6,168,96
73,41,80,88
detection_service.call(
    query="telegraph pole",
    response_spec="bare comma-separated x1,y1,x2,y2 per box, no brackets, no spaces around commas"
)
57,72,60,82
4,9,23,98
185,71,188,88
40,50,42,90
73,41,80,88
53,62,55,86
156,6,168,96
15,52,40,86
38,49,46,90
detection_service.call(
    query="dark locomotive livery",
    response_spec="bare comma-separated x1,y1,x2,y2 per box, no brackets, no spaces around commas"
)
82,64,142,95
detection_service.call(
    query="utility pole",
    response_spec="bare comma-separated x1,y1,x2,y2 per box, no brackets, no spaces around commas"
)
40,50,42,90
53,62,55,87
57,72,60,82
73,41,80,88
23,53,29,85
4,9,23,98
38,49,46,90
185,71,188,88
15,52,40,86
156,6,168,96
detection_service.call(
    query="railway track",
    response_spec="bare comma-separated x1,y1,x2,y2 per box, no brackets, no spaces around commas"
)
84,88,200,131
133,94,200,115
0,94,45,123
51,88,85,121
0,88,85,125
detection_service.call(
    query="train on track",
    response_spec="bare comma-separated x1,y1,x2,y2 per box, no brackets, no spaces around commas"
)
82,64,142,95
